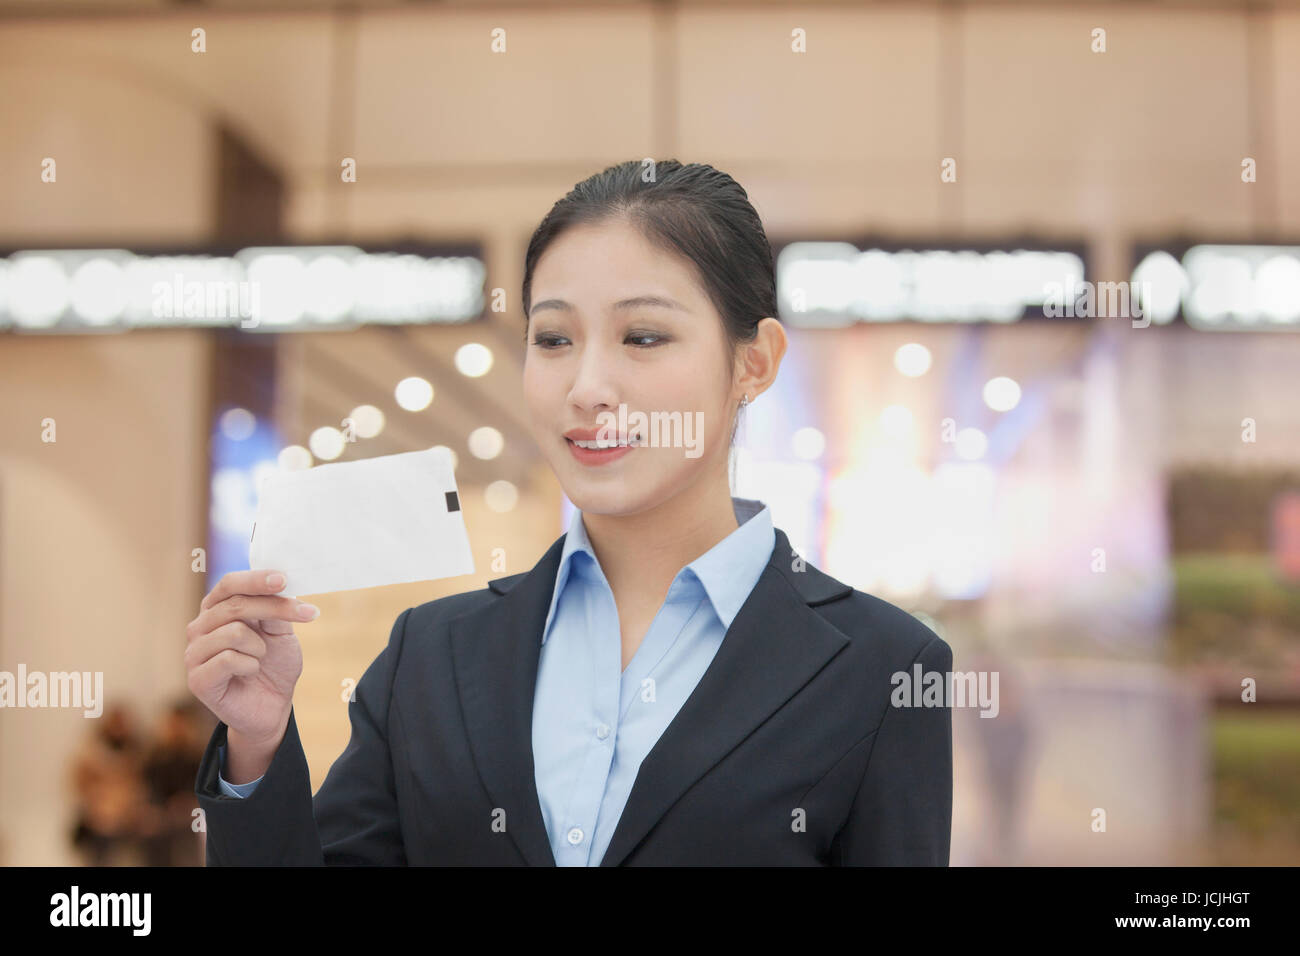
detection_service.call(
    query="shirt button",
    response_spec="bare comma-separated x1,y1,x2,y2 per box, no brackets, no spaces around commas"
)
596,723,610,740
566,827,584,845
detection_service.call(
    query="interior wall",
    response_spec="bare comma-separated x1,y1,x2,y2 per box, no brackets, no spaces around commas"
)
0,331,212,864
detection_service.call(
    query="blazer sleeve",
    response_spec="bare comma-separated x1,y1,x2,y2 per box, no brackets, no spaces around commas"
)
194,606,413,866
830,633,954,866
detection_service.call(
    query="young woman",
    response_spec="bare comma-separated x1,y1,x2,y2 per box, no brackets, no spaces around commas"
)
187,159,953,866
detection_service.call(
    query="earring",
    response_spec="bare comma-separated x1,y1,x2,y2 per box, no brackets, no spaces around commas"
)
740,393,749,408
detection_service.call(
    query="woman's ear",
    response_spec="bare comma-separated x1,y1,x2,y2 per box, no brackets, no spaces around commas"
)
735,317,787,403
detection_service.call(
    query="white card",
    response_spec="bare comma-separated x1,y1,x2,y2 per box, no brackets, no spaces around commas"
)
248,446,474,596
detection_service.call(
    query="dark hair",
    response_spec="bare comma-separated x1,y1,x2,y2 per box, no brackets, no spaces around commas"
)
521,159,779,445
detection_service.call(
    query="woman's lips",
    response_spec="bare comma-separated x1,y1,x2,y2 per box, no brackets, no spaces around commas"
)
565,436,636,466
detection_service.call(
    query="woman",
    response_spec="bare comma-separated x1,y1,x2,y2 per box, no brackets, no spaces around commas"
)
187,159,953,866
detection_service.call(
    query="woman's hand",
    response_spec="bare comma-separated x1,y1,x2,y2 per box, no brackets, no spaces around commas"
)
185,570,319,781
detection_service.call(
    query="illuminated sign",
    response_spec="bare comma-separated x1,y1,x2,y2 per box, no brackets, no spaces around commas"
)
1130,243,1300,330
774,239,1088,326
0,244,486,333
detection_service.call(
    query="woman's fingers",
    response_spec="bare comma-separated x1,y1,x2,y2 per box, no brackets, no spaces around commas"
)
184,620,268,671
187,593,318,645
187,647,262,699
200,569,289,612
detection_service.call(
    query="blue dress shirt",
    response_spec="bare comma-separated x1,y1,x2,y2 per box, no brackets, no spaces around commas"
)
217,495,776,867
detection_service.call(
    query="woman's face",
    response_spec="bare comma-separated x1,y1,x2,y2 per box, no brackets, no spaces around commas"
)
523,218,737,517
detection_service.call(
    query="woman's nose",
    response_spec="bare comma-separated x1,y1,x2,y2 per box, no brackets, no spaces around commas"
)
566,345,620,410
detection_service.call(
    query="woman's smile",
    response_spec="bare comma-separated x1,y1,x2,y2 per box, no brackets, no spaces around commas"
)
565,435,638,466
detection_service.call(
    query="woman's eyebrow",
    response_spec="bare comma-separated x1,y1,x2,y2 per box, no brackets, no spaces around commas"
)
529,294,689,318
610,294,690,314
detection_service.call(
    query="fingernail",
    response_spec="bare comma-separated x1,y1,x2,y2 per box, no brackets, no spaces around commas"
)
297,603,320,621
266,573,286,590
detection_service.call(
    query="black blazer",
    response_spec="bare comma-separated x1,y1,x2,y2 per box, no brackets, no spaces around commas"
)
195,526,953,865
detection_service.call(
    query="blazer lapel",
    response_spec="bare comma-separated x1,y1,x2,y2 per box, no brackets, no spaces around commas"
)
448,534,565,867
449,525,854,868
599,528,853,865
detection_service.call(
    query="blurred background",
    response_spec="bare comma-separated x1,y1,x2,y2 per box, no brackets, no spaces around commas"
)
1,0,1298,866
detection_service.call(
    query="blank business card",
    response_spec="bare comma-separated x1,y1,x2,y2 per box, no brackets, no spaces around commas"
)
248,445,475,596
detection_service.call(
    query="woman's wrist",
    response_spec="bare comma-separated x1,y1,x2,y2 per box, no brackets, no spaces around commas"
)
224,719,287,784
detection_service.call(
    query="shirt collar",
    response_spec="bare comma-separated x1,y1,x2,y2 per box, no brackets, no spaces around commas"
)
540,496,775,645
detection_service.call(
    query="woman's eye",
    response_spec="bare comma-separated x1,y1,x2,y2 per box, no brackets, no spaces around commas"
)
626,331,666,348
530,331,665,349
